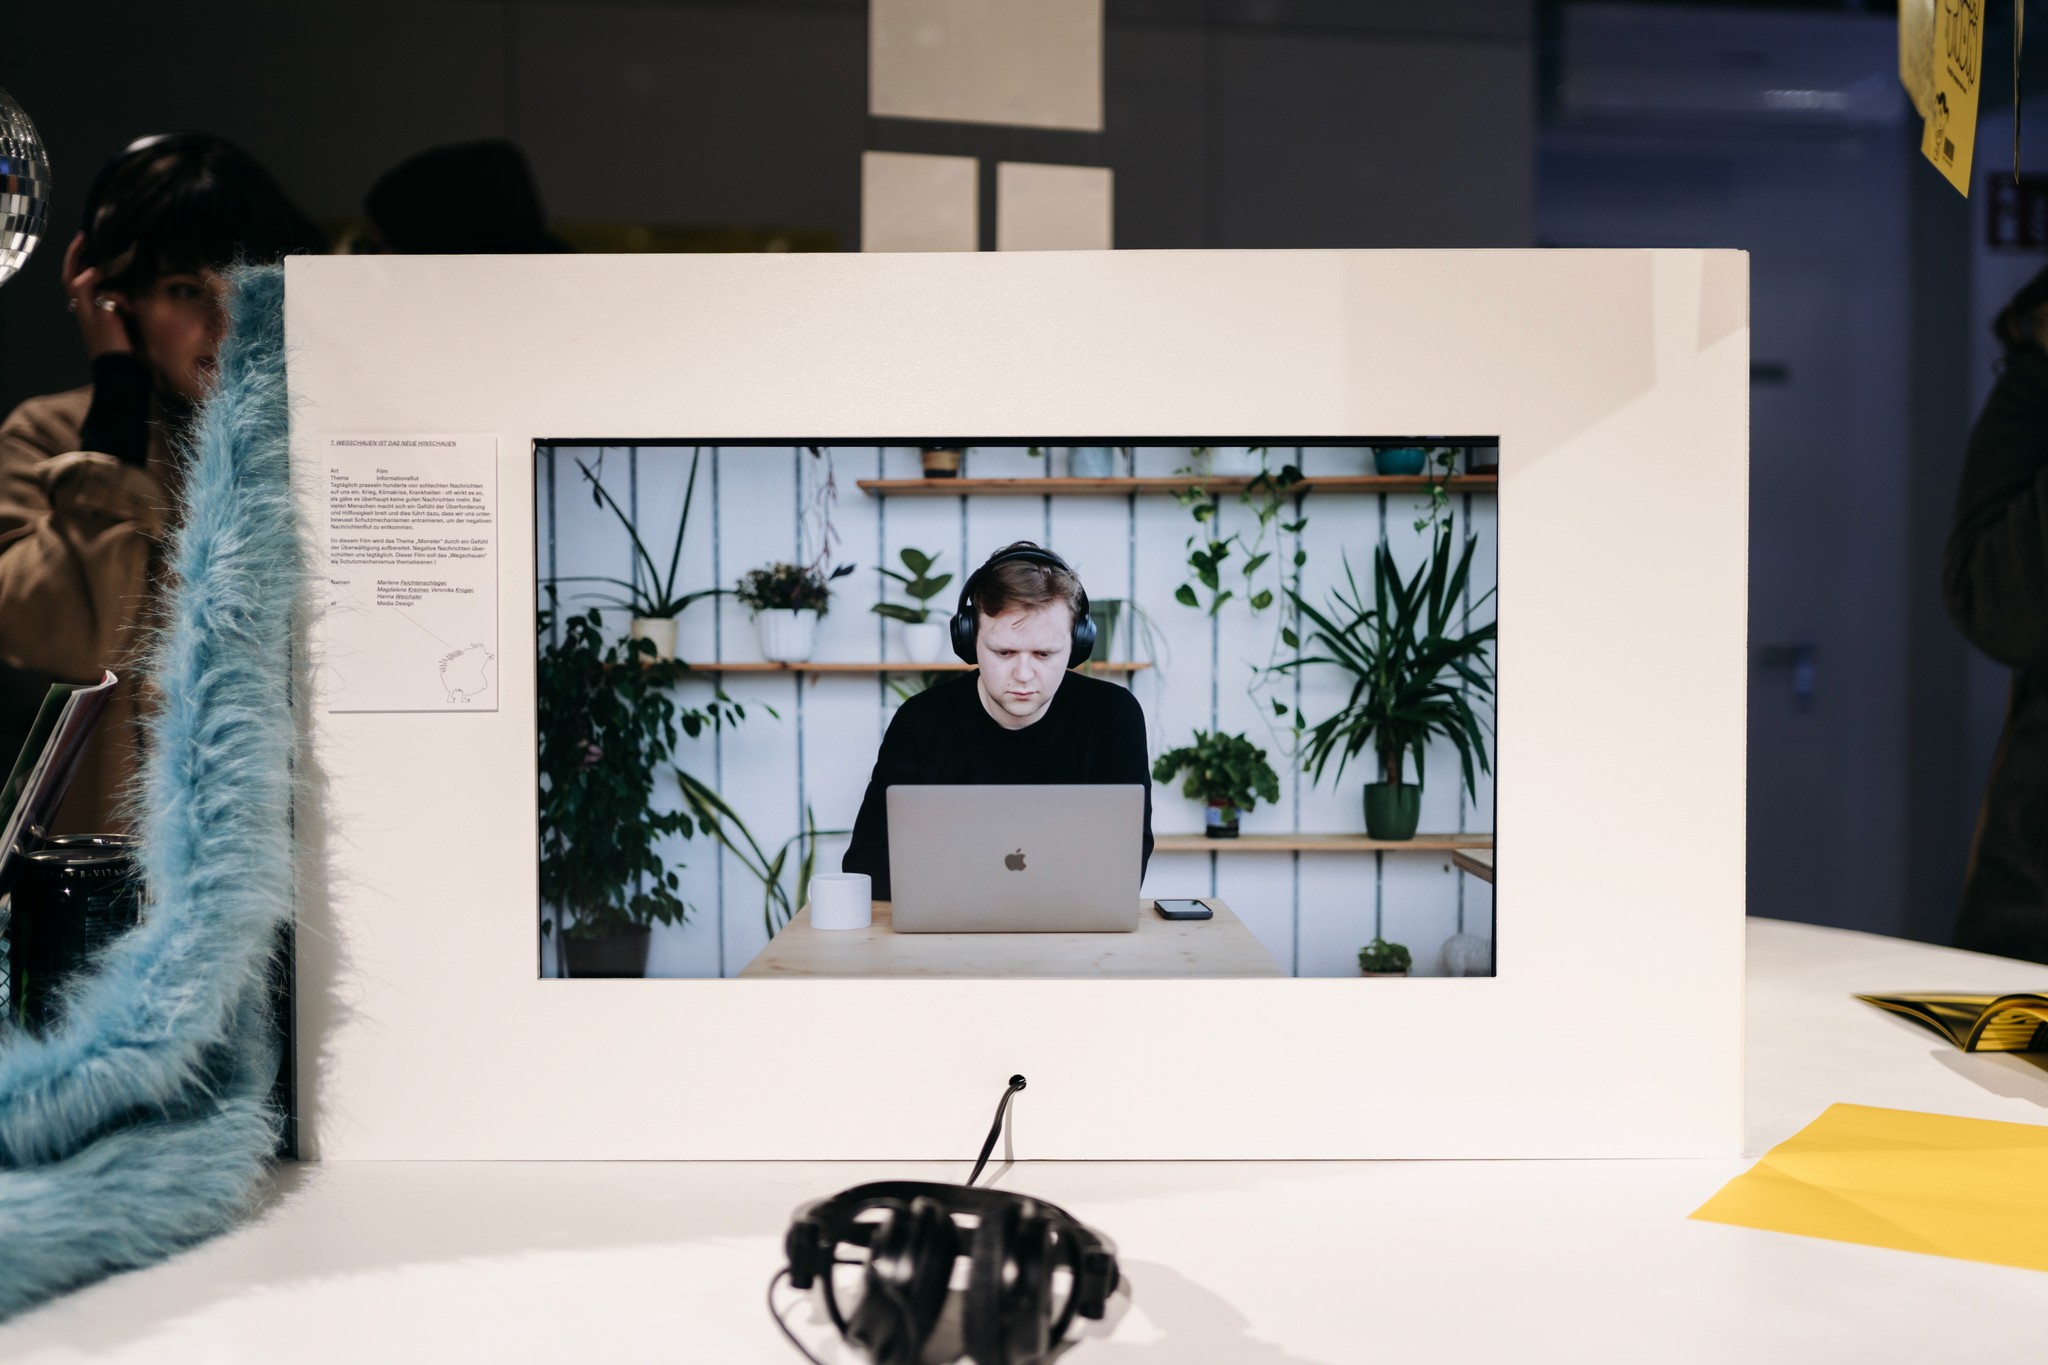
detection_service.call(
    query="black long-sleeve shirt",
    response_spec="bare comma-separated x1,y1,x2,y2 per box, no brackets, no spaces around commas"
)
1945,343,2048,962
842,671,1154,899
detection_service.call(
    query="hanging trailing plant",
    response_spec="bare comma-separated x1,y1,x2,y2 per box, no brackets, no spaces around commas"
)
1411,446,1462,536
1171,447,1305,618
1167,447,1313,737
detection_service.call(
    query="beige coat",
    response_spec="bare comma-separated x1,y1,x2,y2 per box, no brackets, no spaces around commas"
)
0,387,179,834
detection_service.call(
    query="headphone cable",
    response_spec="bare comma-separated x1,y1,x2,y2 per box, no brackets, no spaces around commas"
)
768,1266,832,1365
965,1074,1026,1187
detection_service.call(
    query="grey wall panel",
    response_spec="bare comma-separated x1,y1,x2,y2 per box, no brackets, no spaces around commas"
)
514,1,866,242
1216,29,1534,249
1101,22,1208,249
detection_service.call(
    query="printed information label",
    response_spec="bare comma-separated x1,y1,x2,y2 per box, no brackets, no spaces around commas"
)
322,435,499,713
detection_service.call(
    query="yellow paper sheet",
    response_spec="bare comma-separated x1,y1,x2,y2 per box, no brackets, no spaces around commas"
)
1920,0,1984,194
1691,1103,2048,1271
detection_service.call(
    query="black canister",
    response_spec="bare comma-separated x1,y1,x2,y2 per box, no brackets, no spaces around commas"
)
5,846,145,1034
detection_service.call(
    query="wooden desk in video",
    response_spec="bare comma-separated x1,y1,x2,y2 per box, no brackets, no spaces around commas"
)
738,899,1284,979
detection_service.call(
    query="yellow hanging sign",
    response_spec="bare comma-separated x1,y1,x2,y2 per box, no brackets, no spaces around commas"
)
1922,0,1985,194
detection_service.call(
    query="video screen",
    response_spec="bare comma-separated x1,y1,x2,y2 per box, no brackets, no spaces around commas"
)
535,442,1497,980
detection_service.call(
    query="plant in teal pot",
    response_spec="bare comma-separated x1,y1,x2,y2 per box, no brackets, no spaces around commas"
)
1278,526,1495,840
1371,445,1427,476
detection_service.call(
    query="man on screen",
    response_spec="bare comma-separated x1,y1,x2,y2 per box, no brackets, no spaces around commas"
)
841,542,1154,899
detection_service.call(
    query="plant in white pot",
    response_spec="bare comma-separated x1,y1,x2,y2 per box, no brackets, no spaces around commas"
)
552,449,723,661
738,560,847,662
1190,444,1268,476
1067,445,1127,478
872,547,954,663
1277,525,1495,840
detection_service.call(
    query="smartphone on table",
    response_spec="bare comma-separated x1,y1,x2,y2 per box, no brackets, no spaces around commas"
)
1153,898,1213,921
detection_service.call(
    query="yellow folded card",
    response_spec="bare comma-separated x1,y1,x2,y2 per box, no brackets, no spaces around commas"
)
1691,1103,2048,1272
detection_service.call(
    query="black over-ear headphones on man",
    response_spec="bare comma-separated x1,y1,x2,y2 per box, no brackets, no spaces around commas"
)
949,544,1095,666
781,1180,1120,1365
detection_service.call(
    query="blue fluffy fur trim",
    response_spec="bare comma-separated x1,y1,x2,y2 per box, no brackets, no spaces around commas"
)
0,264,297,1317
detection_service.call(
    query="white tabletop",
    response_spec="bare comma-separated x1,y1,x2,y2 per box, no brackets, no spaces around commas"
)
6,918,2048,1361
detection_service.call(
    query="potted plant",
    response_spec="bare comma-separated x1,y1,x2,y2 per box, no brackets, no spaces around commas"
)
920,445,966,478
872,547,954,663
1151,729,1281,838
738,560,847,662
552,449,722,661
1371,445,1427,476
1087,597,1123,664
1278,526,1495,840
1357,937,1412,978
536,597,747,976
1067,445,1126,478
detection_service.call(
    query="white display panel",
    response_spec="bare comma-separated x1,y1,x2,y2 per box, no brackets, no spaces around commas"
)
286,249,1747,1160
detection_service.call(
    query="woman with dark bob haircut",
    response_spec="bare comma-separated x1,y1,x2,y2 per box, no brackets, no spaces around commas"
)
0,134,325,833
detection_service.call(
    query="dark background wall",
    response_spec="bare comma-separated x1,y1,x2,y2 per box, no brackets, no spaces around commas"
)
0,0,2017,949
0,0,1536,412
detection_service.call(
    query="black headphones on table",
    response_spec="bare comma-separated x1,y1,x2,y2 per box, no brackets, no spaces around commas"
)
949,544,1095,667
781,1181,1120,1365
772,1077,1123,1365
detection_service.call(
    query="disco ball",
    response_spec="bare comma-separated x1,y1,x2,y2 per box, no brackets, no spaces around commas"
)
0,86,50,288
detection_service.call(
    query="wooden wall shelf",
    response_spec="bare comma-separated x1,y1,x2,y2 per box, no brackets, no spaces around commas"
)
856,475,1498,498
1153,833,1493,854
1451,847,1495,883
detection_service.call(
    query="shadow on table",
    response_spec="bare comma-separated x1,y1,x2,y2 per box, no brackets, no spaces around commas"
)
1053,1260,1335,1364
1928,1046,2048,1108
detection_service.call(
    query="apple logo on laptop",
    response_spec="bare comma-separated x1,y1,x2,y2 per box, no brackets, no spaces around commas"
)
1004,848,1027,872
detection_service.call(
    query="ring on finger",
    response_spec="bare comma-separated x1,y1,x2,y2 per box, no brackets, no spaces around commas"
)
65,297,78,313
93,295,119,313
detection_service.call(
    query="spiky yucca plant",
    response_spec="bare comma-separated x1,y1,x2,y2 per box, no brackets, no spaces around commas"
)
1279,526,1495,799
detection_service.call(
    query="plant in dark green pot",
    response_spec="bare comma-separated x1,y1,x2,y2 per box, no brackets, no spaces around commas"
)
1152,729,1281,838
1277,525,1495,841
1357,937,1412,978
537,596,749,976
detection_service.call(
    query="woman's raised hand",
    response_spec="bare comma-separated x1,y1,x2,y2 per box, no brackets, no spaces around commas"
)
61,231,133,359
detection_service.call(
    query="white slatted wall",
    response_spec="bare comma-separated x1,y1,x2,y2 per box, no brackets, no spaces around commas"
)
539,445,1497,977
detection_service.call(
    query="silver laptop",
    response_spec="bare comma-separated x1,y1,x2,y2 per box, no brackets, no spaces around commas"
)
886,784,1144,932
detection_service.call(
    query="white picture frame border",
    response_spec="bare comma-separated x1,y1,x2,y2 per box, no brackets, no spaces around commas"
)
285,249,1747,1160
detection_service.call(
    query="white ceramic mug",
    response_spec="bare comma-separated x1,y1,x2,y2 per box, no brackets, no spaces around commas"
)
809,873,872,930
